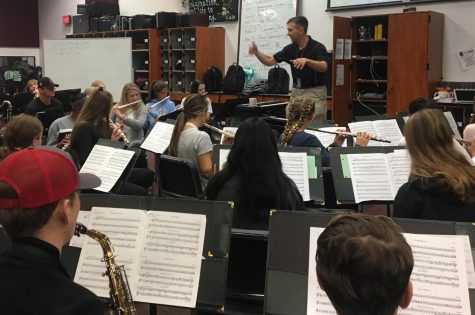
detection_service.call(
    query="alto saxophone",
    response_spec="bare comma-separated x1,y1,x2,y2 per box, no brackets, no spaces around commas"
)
75,222,137,315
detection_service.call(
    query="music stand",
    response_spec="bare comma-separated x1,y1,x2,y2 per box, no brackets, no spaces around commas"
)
264,210,475,314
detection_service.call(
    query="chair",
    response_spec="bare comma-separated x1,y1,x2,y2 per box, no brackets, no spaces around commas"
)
157,154,203,199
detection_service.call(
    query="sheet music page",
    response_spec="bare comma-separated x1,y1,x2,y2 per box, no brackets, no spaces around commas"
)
307,227,337,314
69,210,92,248
400,233,470,315
386,149,411,197
348,121,379,146
218,148,231,171
307,229,471,315
444,111,462,139
220,127,238,144
278,151,310,201
432,235,475,289
135,211,206,308
305,127,347,148
74,207,147,298
373,119,404,146
79,145,135,192
140,121,175,154
348,153,393,203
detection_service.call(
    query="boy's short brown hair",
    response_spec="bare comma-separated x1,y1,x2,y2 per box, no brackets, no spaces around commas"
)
316,213,413,315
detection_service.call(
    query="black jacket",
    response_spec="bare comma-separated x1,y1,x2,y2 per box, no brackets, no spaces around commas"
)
0,237,105,315
393,177,475,222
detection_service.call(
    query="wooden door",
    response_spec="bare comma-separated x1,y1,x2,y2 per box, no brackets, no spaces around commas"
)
332,16,352,126
387,13,429,115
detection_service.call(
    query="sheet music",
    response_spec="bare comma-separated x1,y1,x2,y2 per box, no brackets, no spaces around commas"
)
74,207,147,298
348,121,378,146
305,127,347,148
278,152,310,201
135,211,206,307
140,121,175,154
307,229,471,315
218,149,230,171
400,233,470,315
373,119,403,146
220,127,238,144
69,210,92,248
444,111,462,139
348,153,393,203
79,145,135,192
387,149,411,197
432,235,475,289
307,227,336,314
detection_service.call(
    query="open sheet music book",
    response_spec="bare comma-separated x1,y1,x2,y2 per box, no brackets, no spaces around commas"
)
345,149,411,203
79,145,135,192
307,227,472,315
73,207,206,308
140,121,175,154
348,119,403,146
218,148,311,201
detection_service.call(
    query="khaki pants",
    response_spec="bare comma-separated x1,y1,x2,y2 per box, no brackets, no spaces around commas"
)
290,85,327,122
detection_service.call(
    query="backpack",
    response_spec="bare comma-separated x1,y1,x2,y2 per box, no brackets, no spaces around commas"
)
202,66,223,92
223,63,245,94
266,65,290,94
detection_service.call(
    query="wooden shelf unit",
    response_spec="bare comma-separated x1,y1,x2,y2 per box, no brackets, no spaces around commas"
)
332,12,444,126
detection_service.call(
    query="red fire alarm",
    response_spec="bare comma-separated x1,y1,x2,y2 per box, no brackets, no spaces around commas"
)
62,15,71,25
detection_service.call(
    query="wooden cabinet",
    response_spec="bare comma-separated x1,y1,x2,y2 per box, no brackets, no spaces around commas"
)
332,12,443,126
67,29,160,98
159,27,224,93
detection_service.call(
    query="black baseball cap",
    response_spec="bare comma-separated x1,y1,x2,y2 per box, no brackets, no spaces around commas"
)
38,77,59,89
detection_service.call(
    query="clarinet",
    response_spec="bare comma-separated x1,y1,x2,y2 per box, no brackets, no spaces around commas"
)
75,222,136,315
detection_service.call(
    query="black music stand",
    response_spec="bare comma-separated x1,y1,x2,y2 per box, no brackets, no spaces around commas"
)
328,146,404,204
264,210,475,315
65,195,233,312
212,145,324,205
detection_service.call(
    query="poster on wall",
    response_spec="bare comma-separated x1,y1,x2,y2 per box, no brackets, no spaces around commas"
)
189,0,239,22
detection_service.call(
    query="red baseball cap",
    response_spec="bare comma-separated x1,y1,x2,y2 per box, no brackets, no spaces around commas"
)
0,148,100,209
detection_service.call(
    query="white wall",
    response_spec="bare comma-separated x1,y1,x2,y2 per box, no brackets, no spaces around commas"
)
36,0,475,81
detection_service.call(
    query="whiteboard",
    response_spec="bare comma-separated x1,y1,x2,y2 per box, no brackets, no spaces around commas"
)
238,0,298,83
43,38,132,102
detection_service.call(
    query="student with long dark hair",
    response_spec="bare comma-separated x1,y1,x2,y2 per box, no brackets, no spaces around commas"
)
0,114,43,161
168,94,213,188
205,117,304,229
394,109,475,221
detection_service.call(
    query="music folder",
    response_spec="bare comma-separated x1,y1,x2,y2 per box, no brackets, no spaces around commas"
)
212,145,324,205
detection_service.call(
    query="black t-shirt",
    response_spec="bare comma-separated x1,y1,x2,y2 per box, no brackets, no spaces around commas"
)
25,97,65,131
273,36,328,88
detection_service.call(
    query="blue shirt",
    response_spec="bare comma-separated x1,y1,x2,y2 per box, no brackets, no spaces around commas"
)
144,98,176,134
288,131,331,166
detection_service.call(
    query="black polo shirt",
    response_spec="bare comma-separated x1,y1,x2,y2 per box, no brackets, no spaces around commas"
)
273,36,328,89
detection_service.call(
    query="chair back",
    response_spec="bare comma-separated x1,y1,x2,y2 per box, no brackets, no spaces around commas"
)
158,154,203,198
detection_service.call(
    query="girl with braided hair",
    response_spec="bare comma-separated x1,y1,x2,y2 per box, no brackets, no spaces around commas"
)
281,96,369,166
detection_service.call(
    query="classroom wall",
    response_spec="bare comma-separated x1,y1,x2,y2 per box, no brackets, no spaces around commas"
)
28,0,475,82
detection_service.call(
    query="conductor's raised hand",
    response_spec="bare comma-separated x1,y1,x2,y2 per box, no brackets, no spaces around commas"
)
248,41,258,55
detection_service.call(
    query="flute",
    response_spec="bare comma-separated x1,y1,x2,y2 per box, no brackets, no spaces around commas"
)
455,138,471,145
307,127,391,143
203,123,235,138
150,96,170,108
109,119,130,145
116,100,141,109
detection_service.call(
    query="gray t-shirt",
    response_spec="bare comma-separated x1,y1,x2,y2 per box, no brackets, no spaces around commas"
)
177,128,213,188
46,115,74,146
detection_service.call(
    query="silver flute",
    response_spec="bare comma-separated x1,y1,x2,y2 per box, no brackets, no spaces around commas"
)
109,119,130,145
307,127,391,143
203,123,235,138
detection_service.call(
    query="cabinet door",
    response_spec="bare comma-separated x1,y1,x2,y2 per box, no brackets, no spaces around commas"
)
387,13,429,115
332,16,352,126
